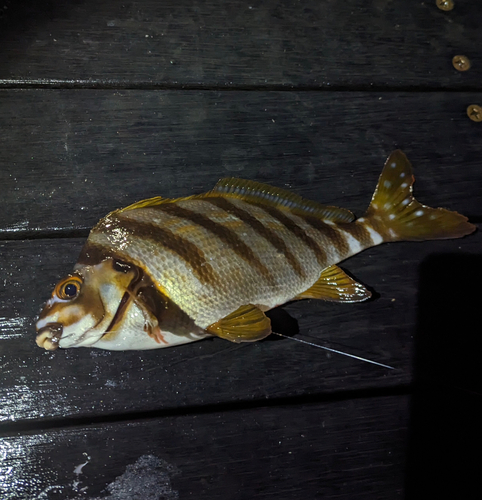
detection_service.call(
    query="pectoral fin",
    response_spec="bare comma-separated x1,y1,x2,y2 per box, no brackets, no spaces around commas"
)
207,305,272,343
296,265,372,303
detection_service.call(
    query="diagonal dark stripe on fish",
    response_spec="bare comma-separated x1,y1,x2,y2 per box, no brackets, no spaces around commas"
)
36,151,475,351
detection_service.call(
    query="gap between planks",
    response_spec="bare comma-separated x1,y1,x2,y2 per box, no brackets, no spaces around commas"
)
0,383,412,438
1,79,482,92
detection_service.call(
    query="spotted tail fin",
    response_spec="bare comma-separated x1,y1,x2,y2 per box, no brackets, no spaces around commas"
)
365,150,476,242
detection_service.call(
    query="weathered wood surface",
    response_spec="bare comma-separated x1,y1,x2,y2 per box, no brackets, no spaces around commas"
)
1,231,480,424
0,396,408,500
0,0,481,498
0,91,481,237
0,235,453,423
0,0,481,89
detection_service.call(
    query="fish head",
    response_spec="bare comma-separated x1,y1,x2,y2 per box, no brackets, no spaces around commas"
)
35,259,139,350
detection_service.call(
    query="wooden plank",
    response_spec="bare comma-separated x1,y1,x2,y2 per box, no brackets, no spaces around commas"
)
0,90,481,237
0,0,481,88
1,232,480,423
0,395,409,499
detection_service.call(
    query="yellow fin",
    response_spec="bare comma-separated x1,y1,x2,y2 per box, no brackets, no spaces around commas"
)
118,178,356,225
295,265,372,303
366,150,476,241
211,178,355,223
206,304,271,343
120,196,167,211
120,195,176,212
119,193,214,212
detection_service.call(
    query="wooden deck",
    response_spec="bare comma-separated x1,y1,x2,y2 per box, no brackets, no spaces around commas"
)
1,1,481,498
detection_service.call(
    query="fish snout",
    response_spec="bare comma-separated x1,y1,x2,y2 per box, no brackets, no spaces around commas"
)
36,323,63,351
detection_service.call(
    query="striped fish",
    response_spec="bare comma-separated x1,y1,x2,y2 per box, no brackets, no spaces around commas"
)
36,151,475,351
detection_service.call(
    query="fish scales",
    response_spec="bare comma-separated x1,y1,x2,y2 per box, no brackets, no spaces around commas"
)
89,196,355,328
36,150,475,351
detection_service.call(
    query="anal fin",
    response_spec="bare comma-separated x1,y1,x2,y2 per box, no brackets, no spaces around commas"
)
295,265,372,303
206,305,272,343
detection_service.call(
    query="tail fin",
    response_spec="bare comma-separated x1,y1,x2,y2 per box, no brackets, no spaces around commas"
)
365,150,476,242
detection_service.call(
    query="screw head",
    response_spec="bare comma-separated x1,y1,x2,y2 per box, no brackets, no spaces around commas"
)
452,55,471,72
436,0,454,11
467,105,482,122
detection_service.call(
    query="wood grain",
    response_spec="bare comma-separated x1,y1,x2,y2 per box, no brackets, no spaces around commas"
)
0,396,409,499
1,0,481,89
0,90,480,237
0,1,481,497
1,232,480,424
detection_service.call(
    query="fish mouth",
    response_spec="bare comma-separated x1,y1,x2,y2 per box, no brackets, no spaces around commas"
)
36,323,63,351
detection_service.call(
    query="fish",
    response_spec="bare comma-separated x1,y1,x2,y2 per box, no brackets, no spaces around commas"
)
35,150,475,351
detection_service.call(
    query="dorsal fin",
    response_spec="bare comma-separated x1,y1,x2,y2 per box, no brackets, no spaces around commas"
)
118,178,355,224
118,193,208,213
211,178,355,223
119,195,172,212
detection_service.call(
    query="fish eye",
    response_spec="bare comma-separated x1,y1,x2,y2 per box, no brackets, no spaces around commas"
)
55,276,82,300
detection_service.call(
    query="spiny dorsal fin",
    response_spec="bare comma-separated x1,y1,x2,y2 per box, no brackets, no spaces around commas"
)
295,265,372,303
121,196,167,211
119,195,175,212
212,178,355,224
365,150,476,242
117,178,355,224
206,304,271,343
118,193,210,212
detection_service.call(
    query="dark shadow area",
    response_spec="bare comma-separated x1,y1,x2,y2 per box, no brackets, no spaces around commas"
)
0,0,79,36
265,307,299,341
0,0,80,75
405,253,482,499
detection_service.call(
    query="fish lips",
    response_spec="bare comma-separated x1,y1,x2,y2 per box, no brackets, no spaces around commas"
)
35,322,105,349
36,322,63,351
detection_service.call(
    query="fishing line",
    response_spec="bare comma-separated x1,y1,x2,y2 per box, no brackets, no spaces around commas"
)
272,332,395,370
